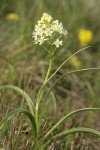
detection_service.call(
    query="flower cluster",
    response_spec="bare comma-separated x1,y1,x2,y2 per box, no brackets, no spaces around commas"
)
32,13,68,48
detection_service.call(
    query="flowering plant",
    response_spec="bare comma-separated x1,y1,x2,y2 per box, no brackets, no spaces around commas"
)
0,13,100,149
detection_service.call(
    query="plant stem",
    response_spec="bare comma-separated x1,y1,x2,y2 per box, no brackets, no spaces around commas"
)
35,52,53,136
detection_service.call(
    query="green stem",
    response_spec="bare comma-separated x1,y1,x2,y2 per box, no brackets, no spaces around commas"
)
35,53,53,136
44,55,53,83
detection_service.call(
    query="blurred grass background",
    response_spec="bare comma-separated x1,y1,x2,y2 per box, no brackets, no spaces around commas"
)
0,0,100,149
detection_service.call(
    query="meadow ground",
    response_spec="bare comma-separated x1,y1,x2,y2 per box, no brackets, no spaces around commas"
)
0,0,100,149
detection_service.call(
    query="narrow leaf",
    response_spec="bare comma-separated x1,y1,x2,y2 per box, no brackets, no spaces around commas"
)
44,108,100,139
0,108,36,136
44,68,100,101
53,127,100,138
0,85,34,116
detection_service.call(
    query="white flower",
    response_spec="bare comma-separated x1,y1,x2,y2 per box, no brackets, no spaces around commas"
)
53,39,63,48
39,38,44,45
34,39,39,44
32,13,68,48
44,28,53,36
56,23,63,34
51,20,59,31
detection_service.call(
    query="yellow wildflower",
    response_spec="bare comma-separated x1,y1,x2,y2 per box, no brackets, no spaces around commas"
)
70,56,81,68
78,29,93,47
6,13,20,21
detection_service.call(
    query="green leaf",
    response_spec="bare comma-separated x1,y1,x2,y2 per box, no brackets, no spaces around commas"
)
0,119,9,139
43,127,100,149
53,127,100,138
0,85,35,116
0,108,36,136
41,90,57,118
44,68,100,102
43,127,100,148
44,108,100,139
